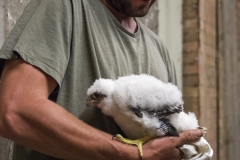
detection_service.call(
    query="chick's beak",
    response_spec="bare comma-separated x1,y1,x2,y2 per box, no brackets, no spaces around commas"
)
86,98,93,107
86,98,97,107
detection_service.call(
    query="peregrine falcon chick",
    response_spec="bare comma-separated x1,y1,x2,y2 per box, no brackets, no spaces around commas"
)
86,74,200,158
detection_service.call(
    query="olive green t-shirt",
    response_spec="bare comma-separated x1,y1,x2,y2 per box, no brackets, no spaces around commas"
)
0,0,176,159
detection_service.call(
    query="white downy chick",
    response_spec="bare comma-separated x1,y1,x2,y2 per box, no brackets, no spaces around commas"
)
86,74,199,139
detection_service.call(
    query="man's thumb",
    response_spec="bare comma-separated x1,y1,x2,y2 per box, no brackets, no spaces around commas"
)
177,129,204,146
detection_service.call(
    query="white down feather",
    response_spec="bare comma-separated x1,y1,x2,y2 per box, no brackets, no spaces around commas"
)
87,74,199,139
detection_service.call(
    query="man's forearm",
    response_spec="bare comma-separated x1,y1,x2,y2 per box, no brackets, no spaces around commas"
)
1,97,138,160
0,59,138,160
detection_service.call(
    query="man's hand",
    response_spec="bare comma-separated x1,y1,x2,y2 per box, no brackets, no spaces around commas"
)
142,129,203,160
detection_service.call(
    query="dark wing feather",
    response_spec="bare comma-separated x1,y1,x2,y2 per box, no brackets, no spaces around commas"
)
160,118,179,136
129,106,143,118
128,105,180,136
148,104,183,118
129,104,183,118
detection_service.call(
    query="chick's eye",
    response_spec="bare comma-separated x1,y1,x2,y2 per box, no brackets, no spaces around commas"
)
92,93,100,99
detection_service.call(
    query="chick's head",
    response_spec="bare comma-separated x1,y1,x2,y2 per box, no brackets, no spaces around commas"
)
86,78,115,116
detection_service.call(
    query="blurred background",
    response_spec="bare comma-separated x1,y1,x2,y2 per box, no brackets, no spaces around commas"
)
0,0,239,160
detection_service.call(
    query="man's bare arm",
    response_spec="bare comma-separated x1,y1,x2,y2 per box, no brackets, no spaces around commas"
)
0,58,141,160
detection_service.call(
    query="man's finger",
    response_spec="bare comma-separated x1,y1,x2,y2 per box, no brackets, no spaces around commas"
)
176,129,203,146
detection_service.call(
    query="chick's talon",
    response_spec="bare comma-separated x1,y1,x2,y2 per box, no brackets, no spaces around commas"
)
112,134,155,159
197,126,207,134
112,134,118,140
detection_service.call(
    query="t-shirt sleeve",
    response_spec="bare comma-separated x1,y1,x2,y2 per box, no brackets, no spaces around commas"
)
0,0,72,86
167,55,177,85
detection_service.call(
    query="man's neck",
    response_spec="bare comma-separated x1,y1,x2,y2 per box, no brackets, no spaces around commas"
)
100,0,138,34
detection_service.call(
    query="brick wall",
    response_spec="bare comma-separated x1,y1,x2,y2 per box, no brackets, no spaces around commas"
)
199,1,217,158
182,0,217,159
182,0,200,117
